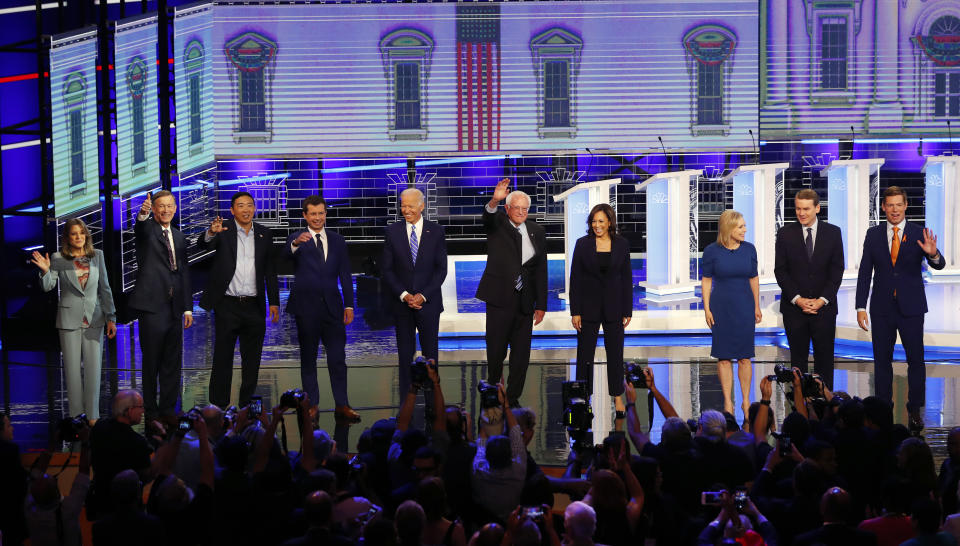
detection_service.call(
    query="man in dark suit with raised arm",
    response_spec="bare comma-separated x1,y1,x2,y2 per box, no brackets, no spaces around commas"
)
774,189,844,389
286,195,358,421
477,178,547,406
381,188,448,400
199,191,280,409
856,186,945,430
128,191,193,423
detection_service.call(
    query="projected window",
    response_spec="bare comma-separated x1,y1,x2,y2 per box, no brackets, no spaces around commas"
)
820,18,848,90
531,28,582,138
183,40,204,148
379,29,435,140
935,73,960,117
683,25,736,136
915,15,960,119
126,57,147,170
62,72,87,195
225,31,277,144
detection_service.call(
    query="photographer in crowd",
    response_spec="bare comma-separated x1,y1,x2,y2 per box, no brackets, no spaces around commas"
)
472,382,526,523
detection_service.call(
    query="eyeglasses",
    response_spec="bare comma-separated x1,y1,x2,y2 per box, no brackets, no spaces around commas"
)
508,206,530,213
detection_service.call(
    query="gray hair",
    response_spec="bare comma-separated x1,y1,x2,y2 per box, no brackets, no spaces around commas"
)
506,190,531,208
112,390,142,416
400,187,425,205
699,410,727,443
512,407,536,432
564,501,597,540
661,416,692,445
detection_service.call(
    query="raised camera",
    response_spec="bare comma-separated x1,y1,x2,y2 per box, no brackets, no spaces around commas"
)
624,362,647,389
766,364,795,383
410,356,437,390
734,489,748,511
177,411,199,435
523,506,544,521
58,413,87,443
280,388,306,409
477,380,500,409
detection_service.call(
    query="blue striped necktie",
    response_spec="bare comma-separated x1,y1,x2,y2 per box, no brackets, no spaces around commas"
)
515,226,523,291
410,225,419,265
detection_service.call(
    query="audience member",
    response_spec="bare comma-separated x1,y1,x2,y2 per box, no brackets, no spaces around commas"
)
902,497,956,546
24,424,91,546
793,487,877,546
91,470,166,546
696,490,776,546
0,412,28,545
416,476,466,546
471,382,526,522
88,390,154,518
858,477,915,546
281,490,352,546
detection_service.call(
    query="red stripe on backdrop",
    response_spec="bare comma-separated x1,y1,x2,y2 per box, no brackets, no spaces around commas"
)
476,43,483,150
456,41,463,151
486,42,493,151
466,42,473,151
496,45,501,150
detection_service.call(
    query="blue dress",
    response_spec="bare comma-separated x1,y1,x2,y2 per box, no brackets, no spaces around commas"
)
702,241,758,360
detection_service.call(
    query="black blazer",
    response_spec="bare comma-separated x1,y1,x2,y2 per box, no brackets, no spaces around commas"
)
197,221,279,315
475,208,548,314
381,219,448,314
774,220,844,315
568,234,633,322
128,217,192,315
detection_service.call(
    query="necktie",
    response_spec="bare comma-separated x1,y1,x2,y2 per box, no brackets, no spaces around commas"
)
805,227,814,260
162,229,176,271
515,226,523,291
315,233,325,264
410,225,419,265
891,226,901,266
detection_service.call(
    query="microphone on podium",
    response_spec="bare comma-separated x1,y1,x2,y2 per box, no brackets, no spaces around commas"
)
850,125,855,143
948,119,953,155
658,136,668,168
749,129,758,164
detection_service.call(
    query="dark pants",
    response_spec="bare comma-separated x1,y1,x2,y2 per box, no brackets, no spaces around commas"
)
296,311,348,407
485,298,533,405
782,306,837,390
576,318,625,396
394,304,441,399
208,296,267,408
139,301,183,418
871,308,925,412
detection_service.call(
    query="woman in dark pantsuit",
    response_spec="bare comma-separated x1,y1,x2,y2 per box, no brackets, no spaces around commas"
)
569,204,634,410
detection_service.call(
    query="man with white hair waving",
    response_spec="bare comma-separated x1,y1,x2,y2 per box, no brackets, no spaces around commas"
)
476,178,548,406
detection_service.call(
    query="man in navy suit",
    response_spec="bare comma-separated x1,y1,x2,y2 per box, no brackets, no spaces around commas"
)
199,191,280,409
856,186,945,429
128,191,193,423
477,178,548,406
381,188,448,399
774,189,844,389
286,195,358,421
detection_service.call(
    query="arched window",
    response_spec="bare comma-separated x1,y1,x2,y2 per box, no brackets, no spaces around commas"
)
379,29,435,140
225,31,278,143
183,40,204,146
530,27,583,138
914,15,960,118
683,25,736,135
62,72,87,195
126,57,147,167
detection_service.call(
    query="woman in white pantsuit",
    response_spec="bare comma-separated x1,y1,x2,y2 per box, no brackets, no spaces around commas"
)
31,218,117,419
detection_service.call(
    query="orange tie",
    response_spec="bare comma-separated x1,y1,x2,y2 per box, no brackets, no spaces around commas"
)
891,226,901,266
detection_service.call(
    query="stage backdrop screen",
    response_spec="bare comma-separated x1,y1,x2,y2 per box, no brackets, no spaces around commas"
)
173,2,215,176
115,14,160,195
49,28,100,217
211,0,758,156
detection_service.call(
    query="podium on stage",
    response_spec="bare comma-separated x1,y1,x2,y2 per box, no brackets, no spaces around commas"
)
635,169,702,295
923,155,960,277
553,178,621,299
820,158,885,275
724,163,790,284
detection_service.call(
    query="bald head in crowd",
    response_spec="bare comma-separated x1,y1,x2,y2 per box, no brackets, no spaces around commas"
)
112,390,144,425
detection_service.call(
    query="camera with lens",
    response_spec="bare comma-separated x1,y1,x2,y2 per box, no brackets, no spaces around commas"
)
177,410,200,435
562,381,594,454
766,364,824,400
410,356,438,390
523,506,544,522
624,362,647,389
477,380,501,409
280,388,306,409
58,413,88,443
734,489,749,511
766,364,795,384
223,405,239,428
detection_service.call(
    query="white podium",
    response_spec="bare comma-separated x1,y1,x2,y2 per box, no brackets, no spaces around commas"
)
724,163,790,284
635,169,702,295
553,178,621,299
820,158,885,276
923,155,960,276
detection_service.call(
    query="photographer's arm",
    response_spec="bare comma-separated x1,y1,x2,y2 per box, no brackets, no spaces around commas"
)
755,377,772,446
792,369,808,419
149,433,183,480
396,387,417,433
643,368,679,419
252,407,283,474
428,362,446,432
195,418,214,491
623,381,650,454
299,396,316,472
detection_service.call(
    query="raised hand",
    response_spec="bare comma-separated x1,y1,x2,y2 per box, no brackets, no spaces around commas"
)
492,178,511,202
918,228,939,257
30,251,51,274
209,216,227,234
293,231,313,247
139,192,153,217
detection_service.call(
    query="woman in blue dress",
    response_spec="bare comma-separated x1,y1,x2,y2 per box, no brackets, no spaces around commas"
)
701,210,761,415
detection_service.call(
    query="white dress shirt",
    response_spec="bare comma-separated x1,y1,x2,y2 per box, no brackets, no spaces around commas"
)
399,217,425,303
137,211,190,316
791,218,828,306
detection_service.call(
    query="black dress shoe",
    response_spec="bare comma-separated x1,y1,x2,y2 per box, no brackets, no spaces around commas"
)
335,405,361,422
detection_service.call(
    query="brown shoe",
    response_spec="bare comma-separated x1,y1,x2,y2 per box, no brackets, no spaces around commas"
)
335,405,361,422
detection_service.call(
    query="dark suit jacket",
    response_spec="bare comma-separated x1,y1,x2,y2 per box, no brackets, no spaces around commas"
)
475,208,548,314
793,523,877,546
568,234,633,322
128,218,191,315
381,219,448,313
774,220,845,314
197,222,279,316
284,229,354,319
855,222,945,316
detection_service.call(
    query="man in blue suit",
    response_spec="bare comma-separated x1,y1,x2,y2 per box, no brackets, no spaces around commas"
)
286,195,358,421
381,188,448,399
856,186,945,429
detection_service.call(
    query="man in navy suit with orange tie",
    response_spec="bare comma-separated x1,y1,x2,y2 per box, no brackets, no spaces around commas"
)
286,195,358,421
856,186,945,429
381,188,448,399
